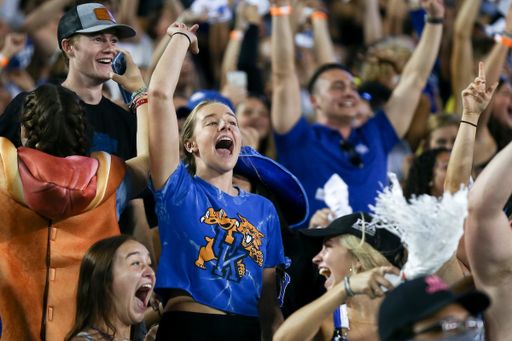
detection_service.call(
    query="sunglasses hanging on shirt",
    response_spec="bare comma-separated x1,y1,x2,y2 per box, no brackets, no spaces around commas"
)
339,140,363,168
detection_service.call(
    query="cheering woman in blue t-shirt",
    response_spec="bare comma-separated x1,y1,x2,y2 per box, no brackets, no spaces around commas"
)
147,23,285,341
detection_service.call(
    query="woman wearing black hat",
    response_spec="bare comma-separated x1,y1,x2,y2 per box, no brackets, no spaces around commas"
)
274,212,405,341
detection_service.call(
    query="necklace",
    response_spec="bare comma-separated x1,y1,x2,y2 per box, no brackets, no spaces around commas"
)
89,325,113,340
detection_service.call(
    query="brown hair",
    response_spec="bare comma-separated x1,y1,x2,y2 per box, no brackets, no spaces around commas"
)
180,100,227,175
424,114,460,149
21,83,88,157
65,235,136,341
61,35,82,67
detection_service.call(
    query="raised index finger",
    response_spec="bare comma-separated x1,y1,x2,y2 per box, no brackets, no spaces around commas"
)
479,61,485,80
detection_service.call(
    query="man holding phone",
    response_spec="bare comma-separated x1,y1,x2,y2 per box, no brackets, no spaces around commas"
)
0,5,152,338
0,2,137,160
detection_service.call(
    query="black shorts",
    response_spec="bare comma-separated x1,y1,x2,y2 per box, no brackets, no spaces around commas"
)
155,311,261,341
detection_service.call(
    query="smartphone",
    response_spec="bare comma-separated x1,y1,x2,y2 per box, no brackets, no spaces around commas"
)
111,52,132,105
227,71,248,91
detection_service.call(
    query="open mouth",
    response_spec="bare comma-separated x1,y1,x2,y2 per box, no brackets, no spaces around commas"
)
341,101,355,108
319,267,331,279
134,283,152,310
215,136,234,156
244,232,254,246
97,59,112,64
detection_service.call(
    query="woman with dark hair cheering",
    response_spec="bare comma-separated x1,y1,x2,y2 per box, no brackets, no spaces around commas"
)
66,235,157,341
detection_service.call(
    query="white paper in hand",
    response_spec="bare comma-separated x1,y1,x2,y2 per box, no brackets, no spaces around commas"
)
324,174,353,219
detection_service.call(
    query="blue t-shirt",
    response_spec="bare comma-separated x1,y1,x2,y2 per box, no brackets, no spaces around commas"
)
150,162,285,317
274,111,399,230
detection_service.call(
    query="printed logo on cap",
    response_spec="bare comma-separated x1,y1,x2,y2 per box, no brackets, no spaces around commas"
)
425,276,449,294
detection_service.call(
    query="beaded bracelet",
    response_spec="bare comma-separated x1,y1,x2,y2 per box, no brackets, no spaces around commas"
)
344,275,355,297
131,86,147,102
270,6,292,16
131,91,147,106
130,91,148,112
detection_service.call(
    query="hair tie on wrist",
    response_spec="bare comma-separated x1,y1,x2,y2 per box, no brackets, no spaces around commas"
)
270,6,292,16
311,11,328,21
172,32,192,47
344,275,355,297
461,120,478,128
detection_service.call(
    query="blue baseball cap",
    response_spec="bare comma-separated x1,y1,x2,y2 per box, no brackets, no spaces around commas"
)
234,146,309,228
176,90,235,120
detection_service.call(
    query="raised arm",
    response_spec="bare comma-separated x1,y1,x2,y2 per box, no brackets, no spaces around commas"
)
445,62,498,194
147,23,199,191
109,48,149,197
271,0,302,134
383,0,443,139
0,33,27,73
23,0,71,57
450,0,482,115
363,0,383,46
310,5,337,66
220,2,252,89
466,137,512,282
118,0,143,43
274,266,399,341
444,62,497,278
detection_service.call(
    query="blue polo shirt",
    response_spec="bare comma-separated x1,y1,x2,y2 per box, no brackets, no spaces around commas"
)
274,111,399,230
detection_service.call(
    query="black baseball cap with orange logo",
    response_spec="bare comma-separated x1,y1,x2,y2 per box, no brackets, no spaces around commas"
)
57,3,136,49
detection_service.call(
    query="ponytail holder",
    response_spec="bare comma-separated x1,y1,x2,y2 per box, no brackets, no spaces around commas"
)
172,32,192,47
270,6,292,16
311,11,328,21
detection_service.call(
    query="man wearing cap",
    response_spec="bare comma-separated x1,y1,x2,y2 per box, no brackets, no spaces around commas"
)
270,0,444,229
0,4,151,340
378,276,488,341
0,2,137,160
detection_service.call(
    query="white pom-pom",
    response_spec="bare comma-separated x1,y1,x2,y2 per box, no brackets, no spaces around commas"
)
369,173,467,280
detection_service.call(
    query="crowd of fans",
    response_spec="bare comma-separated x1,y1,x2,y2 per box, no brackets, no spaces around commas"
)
1,0,512,340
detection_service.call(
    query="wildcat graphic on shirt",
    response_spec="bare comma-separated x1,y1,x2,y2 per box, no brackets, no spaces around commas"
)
195,208,265,282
